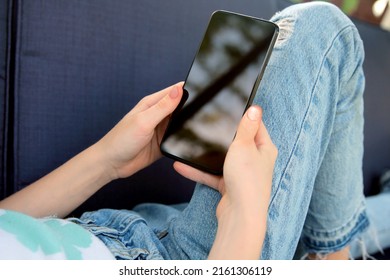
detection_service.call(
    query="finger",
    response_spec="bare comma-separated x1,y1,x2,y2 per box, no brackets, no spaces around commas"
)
139,84,184,129
173,162,221,191
132,82,184,114
234,105,262,143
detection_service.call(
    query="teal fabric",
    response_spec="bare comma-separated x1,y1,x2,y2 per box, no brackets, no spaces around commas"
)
0,210,113,259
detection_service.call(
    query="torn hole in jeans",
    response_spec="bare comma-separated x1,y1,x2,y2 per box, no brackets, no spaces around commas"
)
273,17,295,48
300,226,384,260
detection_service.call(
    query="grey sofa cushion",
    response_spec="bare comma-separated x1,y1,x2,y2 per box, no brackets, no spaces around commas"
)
1,0,389,212
2,0,277,212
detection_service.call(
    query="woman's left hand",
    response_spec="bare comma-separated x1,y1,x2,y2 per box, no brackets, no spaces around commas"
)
96,82,183,180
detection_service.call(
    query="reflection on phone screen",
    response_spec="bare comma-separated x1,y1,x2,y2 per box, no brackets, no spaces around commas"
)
161,11,277,174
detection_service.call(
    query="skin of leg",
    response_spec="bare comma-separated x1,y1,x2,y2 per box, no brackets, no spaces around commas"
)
161,2,369,260
308,246,350,260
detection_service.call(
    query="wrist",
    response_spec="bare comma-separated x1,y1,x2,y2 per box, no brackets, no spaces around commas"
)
209,209,267,260
217,198,268,226
88,142,118,183
217,208,266,235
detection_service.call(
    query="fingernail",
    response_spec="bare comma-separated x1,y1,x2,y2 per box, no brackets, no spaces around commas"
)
247,106,260,121
169,86,179,99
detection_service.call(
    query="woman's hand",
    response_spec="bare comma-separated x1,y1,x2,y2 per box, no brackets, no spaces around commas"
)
217,105,277,221
96,82,183,180
174,105,277,218
174,105,278,259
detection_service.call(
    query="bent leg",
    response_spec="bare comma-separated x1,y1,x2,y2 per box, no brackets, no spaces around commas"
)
258,2,368,259
162,2,369,259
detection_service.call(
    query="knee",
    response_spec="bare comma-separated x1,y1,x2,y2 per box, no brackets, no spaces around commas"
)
289,1,350,23
272,1,355,37
302,1,347,18
272,1,363,57
305,2,355,29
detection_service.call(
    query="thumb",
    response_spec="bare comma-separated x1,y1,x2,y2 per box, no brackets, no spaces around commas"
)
234,105,262,143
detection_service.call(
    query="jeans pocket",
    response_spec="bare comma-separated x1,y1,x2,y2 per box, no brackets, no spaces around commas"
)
69,209,165,260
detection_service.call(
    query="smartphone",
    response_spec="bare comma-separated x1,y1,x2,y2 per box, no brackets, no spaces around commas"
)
160,10,278,175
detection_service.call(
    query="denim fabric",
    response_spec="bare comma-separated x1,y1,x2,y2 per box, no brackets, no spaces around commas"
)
162,2,369,259
69,208,171,260
72,2,370,260
350,192,390,259
69,204,188,260
350,171,390,259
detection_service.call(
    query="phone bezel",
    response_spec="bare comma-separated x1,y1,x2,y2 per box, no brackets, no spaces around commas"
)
160,10,279,175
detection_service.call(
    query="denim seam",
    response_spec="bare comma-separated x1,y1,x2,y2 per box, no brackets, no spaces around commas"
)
69,213,166,260
269,24,358,208
297,25,367,252
302,211,369,252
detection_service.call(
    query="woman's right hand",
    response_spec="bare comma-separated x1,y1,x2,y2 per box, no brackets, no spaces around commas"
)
174,105,278,259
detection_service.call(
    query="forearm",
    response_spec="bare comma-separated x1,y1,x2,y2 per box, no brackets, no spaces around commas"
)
0,144,113,218
0,84,183,218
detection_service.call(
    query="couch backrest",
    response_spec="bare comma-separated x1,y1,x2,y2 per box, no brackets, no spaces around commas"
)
0,0,278,213
0,0,10,199
1,0,389,213
354,20,390,194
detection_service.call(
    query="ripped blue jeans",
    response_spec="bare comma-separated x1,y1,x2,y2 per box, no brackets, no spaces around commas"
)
71,2,372,259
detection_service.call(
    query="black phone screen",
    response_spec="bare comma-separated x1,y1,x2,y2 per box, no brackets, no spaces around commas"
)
161,11,278,174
